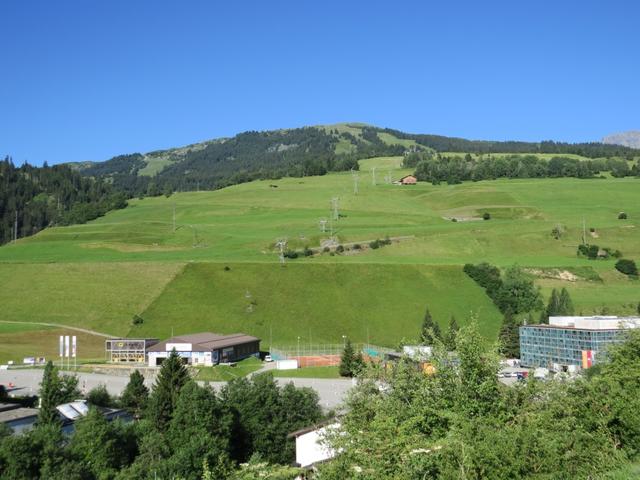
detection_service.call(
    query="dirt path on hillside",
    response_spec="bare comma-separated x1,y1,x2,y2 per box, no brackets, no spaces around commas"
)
0,320,114,338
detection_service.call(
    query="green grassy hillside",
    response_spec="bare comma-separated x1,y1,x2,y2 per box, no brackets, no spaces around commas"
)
1,155,639,359
131,263,502,346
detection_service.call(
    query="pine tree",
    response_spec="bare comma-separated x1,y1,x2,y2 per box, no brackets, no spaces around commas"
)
37,361,79,425
339,339,355,377
546,288,561,319
445,315,460,351
498,309,521,358
420,308,441,345
558,288,574,315
147,349,190,430
38,361,61,425
121,370,149,418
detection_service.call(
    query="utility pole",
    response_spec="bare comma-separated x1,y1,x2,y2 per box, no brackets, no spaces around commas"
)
331,197,339,220
276,238,287,265
371,167,376,186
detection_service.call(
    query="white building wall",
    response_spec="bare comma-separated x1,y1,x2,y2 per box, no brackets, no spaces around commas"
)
549,316,640,330
295,425,338,468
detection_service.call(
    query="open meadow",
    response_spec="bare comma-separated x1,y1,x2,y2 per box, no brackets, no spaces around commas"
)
0,156,638,361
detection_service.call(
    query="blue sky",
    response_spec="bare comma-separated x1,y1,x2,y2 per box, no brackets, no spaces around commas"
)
1,1,638,165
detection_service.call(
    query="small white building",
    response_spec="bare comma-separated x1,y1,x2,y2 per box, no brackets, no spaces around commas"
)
290,422,340,469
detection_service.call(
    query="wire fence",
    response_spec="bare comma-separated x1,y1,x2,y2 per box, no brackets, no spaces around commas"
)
270,343,396,367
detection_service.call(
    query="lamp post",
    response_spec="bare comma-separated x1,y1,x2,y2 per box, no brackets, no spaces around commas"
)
342,335,347,349
297,336,301,363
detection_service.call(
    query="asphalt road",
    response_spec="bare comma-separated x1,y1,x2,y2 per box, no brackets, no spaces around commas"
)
0,369,354,410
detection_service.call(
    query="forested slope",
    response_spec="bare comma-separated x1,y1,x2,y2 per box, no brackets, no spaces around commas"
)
0,157,127,245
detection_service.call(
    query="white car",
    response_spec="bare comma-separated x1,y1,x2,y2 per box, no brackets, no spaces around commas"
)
264,355,273,362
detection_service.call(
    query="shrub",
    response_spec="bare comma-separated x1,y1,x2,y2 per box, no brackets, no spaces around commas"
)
618,212,628,219
303,247,313,257
224,266,231,271
86,384,114,407
451,218,458,222
578,243,599,260
589,227,596,233
283,250,298,259
336,245,344,253
353,244,361,250
382,236,392,246
323,246,330,253
369,240,380,249
615,259,638,278
482,212,491,220
132,314,144,325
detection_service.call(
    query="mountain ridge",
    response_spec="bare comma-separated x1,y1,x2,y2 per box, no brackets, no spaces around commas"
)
602,130,640,149
66,123,640,196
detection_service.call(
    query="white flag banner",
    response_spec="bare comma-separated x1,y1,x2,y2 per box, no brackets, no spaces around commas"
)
72,336,77,358
59,336,64,358
65,335,70,358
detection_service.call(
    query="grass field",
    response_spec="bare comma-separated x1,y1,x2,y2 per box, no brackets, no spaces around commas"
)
130,262,501,346
1,155,639,358
0,323,106,364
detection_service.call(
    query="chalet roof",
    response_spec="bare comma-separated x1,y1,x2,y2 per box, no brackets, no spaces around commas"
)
148,332,260,353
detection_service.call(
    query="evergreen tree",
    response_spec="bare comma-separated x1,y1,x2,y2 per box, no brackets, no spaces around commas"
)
420,308,441,345
339,339,356,377
445,316,460,351
38,362,60,425
539,310,549,325
37,361,78,425
147,349,189,430
498,309,521,358
120,370,149,418
558,288,574,315
546,288,561,318
352,350,365,375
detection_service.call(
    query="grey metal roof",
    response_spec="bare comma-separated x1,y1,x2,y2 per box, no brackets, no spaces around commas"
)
0,407,38,423
0,403,21,413
148,332,260,353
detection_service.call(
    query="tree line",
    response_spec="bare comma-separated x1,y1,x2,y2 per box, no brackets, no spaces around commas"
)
0,351,324,479
0,157,128,245
408,152,639,184
384,127,640,158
